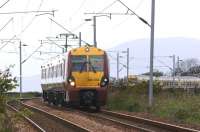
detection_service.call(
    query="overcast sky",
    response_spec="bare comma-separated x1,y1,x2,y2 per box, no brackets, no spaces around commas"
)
0,0,200,77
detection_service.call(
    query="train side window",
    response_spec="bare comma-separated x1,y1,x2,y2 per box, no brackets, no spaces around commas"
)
53,66,56,78
52,67,54,78
63,60,65,78
47,68,49,78
58,64,60,76
57,64,60,77
44,69,46,79
55,65,57,77
41,69,43,79
60,63,63,76
50,67,53,78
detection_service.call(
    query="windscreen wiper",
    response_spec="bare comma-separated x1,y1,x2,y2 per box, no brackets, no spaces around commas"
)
88,61,96,73
80,61,87,73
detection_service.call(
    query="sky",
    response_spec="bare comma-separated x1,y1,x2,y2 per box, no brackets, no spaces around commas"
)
0,0,200,77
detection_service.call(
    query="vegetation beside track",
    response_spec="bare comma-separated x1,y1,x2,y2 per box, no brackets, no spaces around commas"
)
0,67,38,132
107,80,200,126
0,68,17,131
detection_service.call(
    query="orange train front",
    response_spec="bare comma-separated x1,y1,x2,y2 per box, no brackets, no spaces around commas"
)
41,46,109,110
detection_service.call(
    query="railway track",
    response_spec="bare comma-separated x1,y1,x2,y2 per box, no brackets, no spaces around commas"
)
21,98,200,132
100,110,200,132
7,100,90,132
7,103,45,132
78,108,155,132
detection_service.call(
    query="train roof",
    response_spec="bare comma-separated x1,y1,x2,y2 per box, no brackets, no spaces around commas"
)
70,46,105,55
41,53,66,69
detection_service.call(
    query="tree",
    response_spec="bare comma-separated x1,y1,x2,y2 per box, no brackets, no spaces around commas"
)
0,68,17,113
0,67,17,131
142,69,164,77
178,58,200,73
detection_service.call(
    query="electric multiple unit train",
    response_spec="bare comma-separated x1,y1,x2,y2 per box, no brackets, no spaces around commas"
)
41,46,109,110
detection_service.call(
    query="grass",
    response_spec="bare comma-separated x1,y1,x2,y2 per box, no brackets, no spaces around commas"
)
106,81,200,126
6,92,42,101
0,92,40,132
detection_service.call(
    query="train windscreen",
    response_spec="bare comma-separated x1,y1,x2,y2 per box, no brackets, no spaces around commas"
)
89,55,104,72
71,55,87,72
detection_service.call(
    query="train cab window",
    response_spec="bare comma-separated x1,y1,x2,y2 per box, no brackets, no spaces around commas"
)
89,55,104,72
60,63,63,76
71,55,87,72
41,69,43,79
44,69,46,79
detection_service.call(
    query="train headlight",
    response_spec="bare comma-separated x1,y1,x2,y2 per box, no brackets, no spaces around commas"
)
104,78,108,82
70,81,75,86
100,76,109,87
85,47,90,52
68,76,75,86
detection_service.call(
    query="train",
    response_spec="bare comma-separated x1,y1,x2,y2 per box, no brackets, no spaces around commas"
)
41,46,109,110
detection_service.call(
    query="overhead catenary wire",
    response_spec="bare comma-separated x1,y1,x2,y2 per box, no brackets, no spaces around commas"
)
0,10,56,15
112,0,145,29
70,0,87,17
0,0,44,51
72,0,117,32
49,17,91,46
0,17,13,33
22,44,43,64
0,0,10,9
99,0,117,12
117,0,150,27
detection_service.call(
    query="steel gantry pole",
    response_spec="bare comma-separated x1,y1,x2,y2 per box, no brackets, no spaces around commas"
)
19,41,22,98
127,48,129,88
149,0,155,106
93,16,97,47
117,52,119,80
79,32,81,47
172,55,176,89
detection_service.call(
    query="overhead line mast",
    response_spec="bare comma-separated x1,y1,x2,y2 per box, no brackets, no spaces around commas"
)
86,0,155,106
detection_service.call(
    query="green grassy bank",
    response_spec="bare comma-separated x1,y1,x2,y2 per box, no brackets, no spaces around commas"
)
106,81,200,126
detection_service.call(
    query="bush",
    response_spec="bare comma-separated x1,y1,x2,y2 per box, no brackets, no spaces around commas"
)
174,108,190,121
0,67,17,131
128,102,141,112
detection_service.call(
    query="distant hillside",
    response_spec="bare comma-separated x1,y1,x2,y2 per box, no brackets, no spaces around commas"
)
109,37,200,77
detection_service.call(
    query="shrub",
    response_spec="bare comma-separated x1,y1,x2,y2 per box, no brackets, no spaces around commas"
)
0,67,17,131
174,108,190,121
